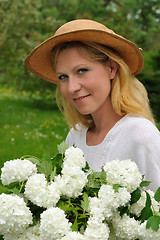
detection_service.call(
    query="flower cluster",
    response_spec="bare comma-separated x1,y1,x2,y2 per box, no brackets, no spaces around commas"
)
1,159,37,185
0,143,160,240
0,193,32,235
104,159,142,192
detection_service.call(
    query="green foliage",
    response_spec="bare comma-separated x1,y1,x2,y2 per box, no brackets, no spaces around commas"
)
130,188,141,204
154,187,160,202
146,215,160,232
140,192,153,222
140,49,160,121
0,89,69,170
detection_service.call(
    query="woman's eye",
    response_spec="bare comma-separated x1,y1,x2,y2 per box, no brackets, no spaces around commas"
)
78,68,88,74
58,75,68,80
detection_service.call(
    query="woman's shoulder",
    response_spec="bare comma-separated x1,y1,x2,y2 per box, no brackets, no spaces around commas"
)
122,114,160,145
124,114,159,132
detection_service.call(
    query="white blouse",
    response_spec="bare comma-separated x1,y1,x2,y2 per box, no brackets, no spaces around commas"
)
66,114,160,191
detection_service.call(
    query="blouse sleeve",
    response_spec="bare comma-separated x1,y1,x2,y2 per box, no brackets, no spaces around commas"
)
117,118,160,192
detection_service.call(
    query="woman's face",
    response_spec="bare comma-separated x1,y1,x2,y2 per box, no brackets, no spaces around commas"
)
56,47,117,116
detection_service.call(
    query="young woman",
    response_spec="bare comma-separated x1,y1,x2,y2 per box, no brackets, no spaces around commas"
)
25,19,160,191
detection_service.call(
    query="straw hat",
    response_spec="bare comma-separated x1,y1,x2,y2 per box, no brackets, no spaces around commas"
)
25,19,143,84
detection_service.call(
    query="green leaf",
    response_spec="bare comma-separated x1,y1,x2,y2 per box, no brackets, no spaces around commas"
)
81,192,89,212
119,206,130,217
57,201,72,212
57,141,69,154
146,192,152,208
38,160,53,178
88,170,106,181
146,215,160,231
113,184,122,192
43,154,52,162
154,187,160,202
82,162,90,172
140,181,151,187
130,188,141,204
21,155,41,165
71,219,78,232
88,181,101,188
9,187,19,195
140,192,153,222
0,185,11,194
51,153,63,174
27,158,41,165
50,168,56,182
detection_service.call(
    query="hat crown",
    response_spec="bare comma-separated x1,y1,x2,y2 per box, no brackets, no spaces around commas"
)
25,19,143,83
54,19,115,37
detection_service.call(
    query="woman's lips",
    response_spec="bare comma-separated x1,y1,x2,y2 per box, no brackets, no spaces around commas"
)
73,94,91,103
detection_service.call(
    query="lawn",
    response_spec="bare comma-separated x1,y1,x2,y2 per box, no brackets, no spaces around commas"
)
0,88,69,171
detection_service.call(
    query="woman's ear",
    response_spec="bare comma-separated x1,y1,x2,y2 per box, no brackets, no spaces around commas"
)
108,59,119,80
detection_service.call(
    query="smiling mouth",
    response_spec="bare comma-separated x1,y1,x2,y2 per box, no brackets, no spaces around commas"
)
73,94,91,102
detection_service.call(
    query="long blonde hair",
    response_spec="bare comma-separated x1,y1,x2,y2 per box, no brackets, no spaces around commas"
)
51,41,155,128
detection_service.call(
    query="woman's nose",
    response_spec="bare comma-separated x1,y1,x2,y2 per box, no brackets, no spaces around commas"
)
68,76,81,94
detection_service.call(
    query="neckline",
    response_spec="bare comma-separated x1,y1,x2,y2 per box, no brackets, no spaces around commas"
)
84,114,129,147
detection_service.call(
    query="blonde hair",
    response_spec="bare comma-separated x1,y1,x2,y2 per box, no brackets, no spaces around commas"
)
51,41,155,128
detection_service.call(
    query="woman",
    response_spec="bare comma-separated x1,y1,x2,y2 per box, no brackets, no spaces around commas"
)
25,19,160,191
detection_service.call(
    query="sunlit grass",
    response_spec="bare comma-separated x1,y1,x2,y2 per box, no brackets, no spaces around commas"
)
0,88,69,170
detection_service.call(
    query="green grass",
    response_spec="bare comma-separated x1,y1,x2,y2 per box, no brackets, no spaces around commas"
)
0,88,69,170
0,88,69,240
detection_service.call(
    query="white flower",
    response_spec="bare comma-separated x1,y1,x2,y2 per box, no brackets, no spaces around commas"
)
97,184,130,219
1,159,37,185
143,224,160,240
60,231,85,240
0,193,32,235
88,197,104,221
24,174,60,208
104,159,142,192
112,212,145,240
40,207,71,240
55,166,87,198
3,225,40,240
84,216,110,240
64,147,86,168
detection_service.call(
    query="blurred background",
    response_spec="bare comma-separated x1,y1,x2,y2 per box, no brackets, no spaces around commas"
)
0,0,160,167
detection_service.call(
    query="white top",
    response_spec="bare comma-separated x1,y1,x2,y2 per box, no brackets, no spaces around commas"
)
66,114,160,191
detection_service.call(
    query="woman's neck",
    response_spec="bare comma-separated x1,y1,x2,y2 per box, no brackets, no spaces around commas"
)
86,100,122,146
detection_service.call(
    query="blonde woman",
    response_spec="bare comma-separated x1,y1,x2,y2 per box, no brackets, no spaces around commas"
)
25,19,160,191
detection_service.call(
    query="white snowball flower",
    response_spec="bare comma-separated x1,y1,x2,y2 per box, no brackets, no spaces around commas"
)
104,159,142,192
3,224,40,240
142,223,160,240
64,147,86,168
24,173,60,208
0,193,32,235
60,231,85,240
112,212,144,240
40,207,71,240
88,197,104,221
1,159,37,185
62,164,83,176
84,216,110,240
55,166,87,198
97,184,130,219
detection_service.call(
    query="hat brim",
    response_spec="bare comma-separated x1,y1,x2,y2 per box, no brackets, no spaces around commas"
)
25,29,143,84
